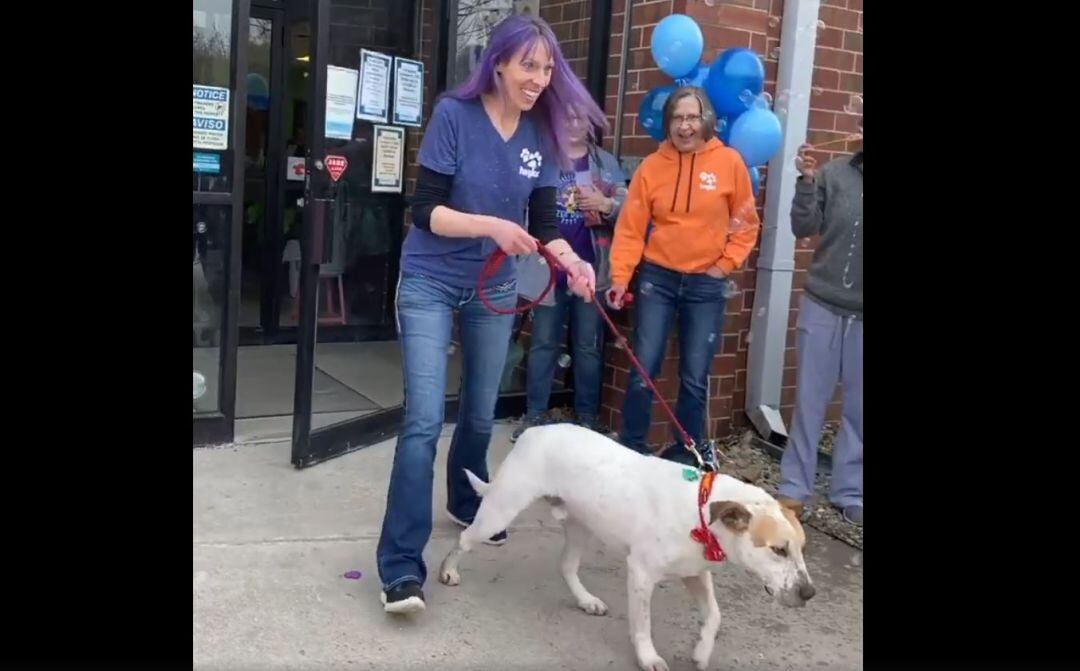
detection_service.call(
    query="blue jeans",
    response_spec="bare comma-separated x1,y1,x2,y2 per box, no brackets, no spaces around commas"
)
376,271,516,591
525,288,604,422
619,262,729,453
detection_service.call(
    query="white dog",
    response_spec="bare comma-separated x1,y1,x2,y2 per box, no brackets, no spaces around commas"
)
439,424,815,671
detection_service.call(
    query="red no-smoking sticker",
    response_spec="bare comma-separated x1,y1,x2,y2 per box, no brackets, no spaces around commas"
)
325,155,348,182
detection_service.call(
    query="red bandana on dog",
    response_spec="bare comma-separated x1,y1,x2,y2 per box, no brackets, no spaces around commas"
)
690,471,726,562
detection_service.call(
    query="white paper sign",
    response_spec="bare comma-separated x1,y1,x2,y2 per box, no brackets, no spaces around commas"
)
371,125,405,193
393,57,424,127
193,85,230,150
325,66,359,139
356,49,392,123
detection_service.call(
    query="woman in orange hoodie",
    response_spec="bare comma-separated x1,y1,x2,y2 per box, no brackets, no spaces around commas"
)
607,86,761,462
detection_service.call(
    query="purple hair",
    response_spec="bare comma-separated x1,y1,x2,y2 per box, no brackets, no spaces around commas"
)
444,14,607,168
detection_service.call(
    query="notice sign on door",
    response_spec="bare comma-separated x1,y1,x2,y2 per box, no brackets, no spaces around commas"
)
193,152,221,174
325,65,359,140
371,125,405,193
193,85,230,150
392,57,424,127
356,49,392,123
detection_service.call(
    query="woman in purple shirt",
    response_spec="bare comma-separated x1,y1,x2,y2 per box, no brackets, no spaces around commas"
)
376,14,606,615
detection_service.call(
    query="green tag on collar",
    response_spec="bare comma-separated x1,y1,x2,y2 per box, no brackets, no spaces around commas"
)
682,468,699,482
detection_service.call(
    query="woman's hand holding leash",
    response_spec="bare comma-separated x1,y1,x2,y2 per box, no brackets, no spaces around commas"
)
605,284,634,310
488,218,538,256
561,256,596,302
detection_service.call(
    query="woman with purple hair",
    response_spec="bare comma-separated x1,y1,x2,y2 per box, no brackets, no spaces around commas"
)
376,13,607,615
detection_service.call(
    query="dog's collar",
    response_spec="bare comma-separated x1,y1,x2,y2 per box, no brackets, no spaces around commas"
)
690,471,726,562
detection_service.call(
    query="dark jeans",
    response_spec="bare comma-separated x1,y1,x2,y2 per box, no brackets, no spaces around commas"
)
525,288,604,422
376,272,516,591
619,262,729,452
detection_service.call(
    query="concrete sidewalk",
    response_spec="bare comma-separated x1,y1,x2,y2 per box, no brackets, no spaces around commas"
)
194,424,862,670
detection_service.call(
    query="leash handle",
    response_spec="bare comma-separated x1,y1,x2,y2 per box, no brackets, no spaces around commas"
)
477,241,559,315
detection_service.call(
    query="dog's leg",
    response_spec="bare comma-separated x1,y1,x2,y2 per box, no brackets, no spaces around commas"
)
438,538,468,587
682,571,721,670
438,486,528,586
627,557,667,671
560,518,607,615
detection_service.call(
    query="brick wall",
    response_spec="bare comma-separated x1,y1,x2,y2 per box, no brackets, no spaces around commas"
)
403,0,439,204
599,0,863,447
542,1,592,79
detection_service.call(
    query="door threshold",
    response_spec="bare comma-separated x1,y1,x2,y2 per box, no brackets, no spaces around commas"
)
235,410,375,444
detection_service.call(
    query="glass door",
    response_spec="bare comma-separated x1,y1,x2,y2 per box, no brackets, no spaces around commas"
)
289,0,572,467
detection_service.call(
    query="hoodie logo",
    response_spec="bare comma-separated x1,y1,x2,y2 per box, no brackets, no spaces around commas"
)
699,171,717,191
519,149,542,179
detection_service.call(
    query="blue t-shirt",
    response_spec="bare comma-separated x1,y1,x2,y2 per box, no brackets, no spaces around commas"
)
403,96,559,288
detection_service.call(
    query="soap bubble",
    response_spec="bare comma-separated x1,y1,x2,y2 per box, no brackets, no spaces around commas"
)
843,94,863,115
193,371,207,400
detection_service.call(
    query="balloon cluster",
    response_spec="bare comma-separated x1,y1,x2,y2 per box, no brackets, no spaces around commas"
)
639,14,782,196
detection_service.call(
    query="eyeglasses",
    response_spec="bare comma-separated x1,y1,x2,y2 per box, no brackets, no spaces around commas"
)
671,114,703,126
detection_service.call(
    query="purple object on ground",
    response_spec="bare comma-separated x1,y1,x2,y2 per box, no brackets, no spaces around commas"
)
343,570,362,580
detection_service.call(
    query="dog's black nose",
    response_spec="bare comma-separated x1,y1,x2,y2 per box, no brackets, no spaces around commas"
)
798,583,816,601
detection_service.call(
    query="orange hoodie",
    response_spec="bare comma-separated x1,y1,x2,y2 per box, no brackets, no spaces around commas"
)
609,137,761,286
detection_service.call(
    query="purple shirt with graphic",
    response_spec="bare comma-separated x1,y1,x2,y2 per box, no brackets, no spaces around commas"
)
554,155,597,289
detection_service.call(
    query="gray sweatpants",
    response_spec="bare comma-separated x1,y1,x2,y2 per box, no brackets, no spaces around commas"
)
778,295,863,509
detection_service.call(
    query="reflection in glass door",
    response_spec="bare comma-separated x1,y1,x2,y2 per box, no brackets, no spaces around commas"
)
234,8,300,431
240,11,281,332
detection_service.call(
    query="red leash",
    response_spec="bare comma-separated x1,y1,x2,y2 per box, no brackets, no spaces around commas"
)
478,242,726,562
478,244,694,448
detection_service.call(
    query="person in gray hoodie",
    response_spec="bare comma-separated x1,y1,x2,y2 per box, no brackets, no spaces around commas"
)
777,134,863,527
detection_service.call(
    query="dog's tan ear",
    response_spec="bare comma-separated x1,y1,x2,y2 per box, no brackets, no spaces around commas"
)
709,500,751,532
780,507,807,546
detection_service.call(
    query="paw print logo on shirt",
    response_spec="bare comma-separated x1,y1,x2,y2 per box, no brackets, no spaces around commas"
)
519,148,542,179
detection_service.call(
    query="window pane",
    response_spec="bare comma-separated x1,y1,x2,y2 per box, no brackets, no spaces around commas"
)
193,203,231,415
193,0,236,193
451,0,514,88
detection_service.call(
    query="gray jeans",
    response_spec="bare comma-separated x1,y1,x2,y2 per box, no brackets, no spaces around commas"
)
778,295,863,508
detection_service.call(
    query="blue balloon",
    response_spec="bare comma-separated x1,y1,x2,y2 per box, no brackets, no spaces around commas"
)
638,85,676,142
650,15,704,79
247,73,270,110
716,114,735,144
704,48,765,119
728,107,783,167
676,62,710,89
748,166,761,197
